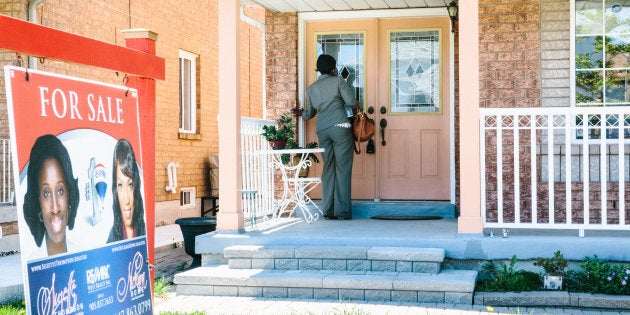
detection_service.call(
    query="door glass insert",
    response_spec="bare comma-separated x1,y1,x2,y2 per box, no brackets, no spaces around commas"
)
390,30,441,113
316,33,365,106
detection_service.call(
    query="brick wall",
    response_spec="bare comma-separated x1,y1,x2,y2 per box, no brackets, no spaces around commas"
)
265,12,298,120
0,1,267,225
479,0,541,108
0,0,27,140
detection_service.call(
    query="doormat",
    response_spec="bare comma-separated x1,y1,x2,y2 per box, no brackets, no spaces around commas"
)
370,215,442,220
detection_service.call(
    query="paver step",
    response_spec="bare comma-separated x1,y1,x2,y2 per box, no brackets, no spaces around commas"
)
223,245,444,274
174,265,477,304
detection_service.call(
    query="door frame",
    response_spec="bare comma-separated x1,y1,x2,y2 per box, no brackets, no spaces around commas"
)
297,8,456,204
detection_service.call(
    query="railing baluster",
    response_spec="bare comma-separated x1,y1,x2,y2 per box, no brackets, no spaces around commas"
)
547,114,555,225
480,115,487,224
514,114,520,224
582,113,590,229
497,114,503,224
531,113,537,225
600,112,607,226
565,112,572,226
619,114,626,226
1,139,5,203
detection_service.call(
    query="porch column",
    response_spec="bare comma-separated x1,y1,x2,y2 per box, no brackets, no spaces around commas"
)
457,0,484,235
217,0,244,231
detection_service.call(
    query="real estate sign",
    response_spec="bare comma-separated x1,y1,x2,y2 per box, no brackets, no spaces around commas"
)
4,66,153,315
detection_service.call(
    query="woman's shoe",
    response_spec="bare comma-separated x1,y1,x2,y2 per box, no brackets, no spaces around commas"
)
323,215,338,220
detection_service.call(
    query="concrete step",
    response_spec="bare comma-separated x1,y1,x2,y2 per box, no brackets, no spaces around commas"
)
224,245,444,274
174,265,477,304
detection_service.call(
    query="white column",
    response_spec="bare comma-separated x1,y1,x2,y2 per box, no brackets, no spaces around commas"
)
217,0,244,231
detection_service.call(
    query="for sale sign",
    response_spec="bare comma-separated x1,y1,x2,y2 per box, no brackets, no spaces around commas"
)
4,66,152,314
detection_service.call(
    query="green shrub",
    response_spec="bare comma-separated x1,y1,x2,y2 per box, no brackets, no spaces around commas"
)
477,252,630,296
533,250,568,276
564,255,630,295
476,255,542,292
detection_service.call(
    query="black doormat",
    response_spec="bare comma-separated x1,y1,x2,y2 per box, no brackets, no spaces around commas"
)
370,215,442,220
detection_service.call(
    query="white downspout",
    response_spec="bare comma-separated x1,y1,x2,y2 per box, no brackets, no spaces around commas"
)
28,0,45,70
165,162,179,193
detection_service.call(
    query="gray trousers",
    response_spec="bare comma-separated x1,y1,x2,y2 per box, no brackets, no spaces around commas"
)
317,125,354,218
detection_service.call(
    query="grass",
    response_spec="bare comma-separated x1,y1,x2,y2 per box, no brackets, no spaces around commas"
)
154,276,174,298
0,298,25,315
176,261,188,271
331,305,372,315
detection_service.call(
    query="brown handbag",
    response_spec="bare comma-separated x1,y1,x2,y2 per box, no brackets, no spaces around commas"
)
352,110,375,154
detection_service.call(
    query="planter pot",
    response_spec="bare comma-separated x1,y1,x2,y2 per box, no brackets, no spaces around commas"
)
544,274,563,290
269,140,287,150
293,156,310,177
174,216,217,268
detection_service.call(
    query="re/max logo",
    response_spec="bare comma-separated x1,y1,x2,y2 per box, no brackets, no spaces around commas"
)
86,265,110,284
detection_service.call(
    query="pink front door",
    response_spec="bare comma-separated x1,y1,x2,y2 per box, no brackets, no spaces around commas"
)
305,16,451,201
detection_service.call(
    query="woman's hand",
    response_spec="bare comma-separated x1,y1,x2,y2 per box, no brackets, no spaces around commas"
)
291,107,304,117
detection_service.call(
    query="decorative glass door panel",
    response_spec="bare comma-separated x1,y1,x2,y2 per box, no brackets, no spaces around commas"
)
390,30,441,113
316,33,366,106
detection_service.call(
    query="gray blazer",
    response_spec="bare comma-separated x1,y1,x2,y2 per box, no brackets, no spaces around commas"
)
303,74,357,133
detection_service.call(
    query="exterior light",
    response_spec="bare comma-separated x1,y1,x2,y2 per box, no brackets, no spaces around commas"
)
447,1,458,33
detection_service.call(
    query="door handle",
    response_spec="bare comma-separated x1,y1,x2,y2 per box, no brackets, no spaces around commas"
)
379,118,387,146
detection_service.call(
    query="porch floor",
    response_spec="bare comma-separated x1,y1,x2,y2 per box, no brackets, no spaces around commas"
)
197,216,630,262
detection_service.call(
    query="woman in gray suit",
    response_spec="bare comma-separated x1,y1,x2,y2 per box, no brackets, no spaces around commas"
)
301,54,357,220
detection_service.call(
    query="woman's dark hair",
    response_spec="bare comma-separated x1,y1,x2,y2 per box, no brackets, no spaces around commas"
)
316,54,337,74
23,134,80,247
110,139,146,241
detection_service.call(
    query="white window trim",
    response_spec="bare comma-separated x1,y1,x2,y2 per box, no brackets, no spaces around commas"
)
180,187,196,209
570,0,630,108
179,50,197,134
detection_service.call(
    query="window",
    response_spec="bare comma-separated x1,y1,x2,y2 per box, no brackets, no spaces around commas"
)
574,1,630,107
574,1,630,139
316,33,365,106
180,187,196,208
179,50,197,134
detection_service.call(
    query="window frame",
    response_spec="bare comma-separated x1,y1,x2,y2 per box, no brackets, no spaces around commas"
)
571,1,630,141
572,0,630,108
179,50,198,134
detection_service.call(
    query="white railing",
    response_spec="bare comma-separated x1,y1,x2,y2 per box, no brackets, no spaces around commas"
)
480,107,630,235
241,118,275,223
0,138,12,204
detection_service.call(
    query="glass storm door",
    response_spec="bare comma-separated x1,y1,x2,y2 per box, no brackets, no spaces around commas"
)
305,16,451,200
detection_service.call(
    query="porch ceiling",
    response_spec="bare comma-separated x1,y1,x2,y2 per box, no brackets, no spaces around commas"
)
246,0,454,13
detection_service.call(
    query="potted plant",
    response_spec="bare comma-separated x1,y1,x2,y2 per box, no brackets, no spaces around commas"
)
285,139,320,177
261,113,295,149
534,250,568,290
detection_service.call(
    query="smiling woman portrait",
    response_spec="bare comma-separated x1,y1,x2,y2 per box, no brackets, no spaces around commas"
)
23,134,80,257
107,139,146,242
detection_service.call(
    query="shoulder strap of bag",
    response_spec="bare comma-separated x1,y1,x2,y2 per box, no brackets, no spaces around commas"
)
353,111,364,154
